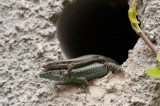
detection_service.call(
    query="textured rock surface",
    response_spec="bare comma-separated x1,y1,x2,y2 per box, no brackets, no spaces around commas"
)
0,0,160,105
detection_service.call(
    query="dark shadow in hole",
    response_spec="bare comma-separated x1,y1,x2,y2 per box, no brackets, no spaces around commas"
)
57,0,138,64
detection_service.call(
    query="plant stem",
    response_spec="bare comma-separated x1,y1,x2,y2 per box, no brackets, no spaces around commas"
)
137,32,158,55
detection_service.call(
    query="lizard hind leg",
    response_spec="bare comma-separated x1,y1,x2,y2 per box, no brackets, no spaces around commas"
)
104,62,121,73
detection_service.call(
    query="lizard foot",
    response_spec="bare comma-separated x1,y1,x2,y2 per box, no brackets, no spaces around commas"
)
76,86,91,94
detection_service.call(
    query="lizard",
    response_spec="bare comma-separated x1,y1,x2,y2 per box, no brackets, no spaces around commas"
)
42,54,118,76
39,61,121,95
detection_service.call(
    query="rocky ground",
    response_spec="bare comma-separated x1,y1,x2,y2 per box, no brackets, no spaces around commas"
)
0,0,160,105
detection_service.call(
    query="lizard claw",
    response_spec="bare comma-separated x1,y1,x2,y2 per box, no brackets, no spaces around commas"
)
85,87,91,100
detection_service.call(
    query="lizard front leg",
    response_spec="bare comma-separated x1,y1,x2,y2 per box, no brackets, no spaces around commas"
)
75,77,91,95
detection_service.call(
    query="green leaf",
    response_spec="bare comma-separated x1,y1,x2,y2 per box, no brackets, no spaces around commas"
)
128,1,142,33
157,51,160,62
146,67,160,78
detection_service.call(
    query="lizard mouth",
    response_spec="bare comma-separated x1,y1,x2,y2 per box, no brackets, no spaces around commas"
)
39,71,49,78
57,0,138,64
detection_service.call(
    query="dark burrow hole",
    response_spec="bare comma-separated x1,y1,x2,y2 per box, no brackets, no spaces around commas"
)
56,0,138,64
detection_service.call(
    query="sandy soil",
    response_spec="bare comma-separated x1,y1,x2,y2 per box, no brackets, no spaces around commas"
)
0,0,160,105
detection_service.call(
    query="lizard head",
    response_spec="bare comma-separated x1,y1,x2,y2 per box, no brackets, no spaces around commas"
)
39,69,68,81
